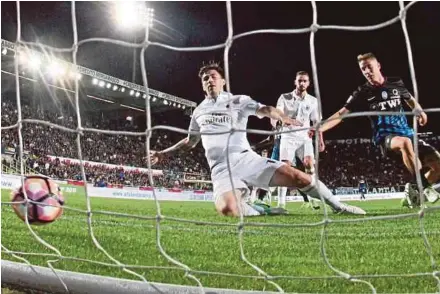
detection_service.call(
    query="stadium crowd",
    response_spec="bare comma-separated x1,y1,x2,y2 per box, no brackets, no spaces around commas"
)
2,98,439,190
1,98,209,189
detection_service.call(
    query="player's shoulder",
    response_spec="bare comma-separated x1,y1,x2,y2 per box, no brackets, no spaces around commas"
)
279,92,293,100
226,93,252,105
385,76,405,86
350,82,372,98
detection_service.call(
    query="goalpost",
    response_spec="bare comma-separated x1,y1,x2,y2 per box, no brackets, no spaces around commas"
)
1,1,440,294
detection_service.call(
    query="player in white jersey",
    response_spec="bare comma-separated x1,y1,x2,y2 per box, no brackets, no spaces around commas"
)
276,71,325,209
150,63,365,217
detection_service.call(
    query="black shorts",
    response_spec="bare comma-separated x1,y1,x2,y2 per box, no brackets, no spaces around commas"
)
380,135,439,164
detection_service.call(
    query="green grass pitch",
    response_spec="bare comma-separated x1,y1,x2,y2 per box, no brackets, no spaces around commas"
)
1,188,439,293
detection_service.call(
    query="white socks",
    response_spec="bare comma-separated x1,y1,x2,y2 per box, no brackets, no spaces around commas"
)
278,187,287,208
299,176,343,211
250,188,257,203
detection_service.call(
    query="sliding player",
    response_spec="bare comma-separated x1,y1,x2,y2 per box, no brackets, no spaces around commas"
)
150,62,366,217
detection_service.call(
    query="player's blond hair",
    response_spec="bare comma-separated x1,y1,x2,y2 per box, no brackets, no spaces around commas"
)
357,52,377,62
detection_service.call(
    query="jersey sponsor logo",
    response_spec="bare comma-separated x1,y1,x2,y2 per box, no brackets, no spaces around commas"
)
390,88,400,99
381,91,388,100
199,113,232,126
373,98,402,110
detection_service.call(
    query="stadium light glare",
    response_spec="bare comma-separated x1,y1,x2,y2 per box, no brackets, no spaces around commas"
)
114,2,154,29
135,92,141,97
142,94,147,99
121,87,126,92
98,81,105,87
182,105,186,109
163,100,168,105
18,52,27,64
29,55,42,70
1,48,7,55
92,78,99,85
129,90,135,96
106,83,112,89
112,85,118,91
173,103,176,107
152,97,157,102
69,71,82,80
177,104,181,108
47,61,66,78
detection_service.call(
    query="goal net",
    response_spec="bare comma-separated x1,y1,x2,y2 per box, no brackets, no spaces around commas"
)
1,1,439,294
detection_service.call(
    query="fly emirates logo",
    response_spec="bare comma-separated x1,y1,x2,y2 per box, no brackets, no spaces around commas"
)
200,113,232,126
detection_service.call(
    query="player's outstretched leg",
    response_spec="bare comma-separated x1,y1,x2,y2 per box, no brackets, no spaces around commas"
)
270,165,366,215
215,188,288,217
303,157,320,210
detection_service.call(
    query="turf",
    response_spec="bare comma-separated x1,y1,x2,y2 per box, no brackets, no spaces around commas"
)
1,188,440,293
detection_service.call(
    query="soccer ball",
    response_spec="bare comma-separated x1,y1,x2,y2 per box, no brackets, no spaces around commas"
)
11,176,65,225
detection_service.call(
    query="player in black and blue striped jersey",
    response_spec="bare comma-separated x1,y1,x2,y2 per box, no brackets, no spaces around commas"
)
315,52,440,207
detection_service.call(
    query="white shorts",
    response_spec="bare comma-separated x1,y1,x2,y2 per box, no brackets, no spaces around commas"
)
211,150,285,203
279,137,314,163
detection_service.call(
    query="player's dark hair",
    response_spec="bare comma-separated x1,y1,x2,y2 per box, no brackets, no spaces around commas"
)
198,62,225,79
296,71,309,77
357,52,377,62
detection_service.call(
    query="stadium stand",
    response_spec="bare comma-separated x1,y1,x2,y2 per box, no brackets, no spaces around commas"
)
3,94,440,191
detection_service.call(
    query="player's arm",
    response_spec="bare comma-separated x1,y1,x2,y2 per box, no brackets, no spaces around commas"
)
159,134,200,154
149,114,201,165
404,96,428,126
150,134,200,165
319,107,351,133
256,105,301,126
397,79,427,126
316,87,365,135
251,135,272,151
310,100,326,152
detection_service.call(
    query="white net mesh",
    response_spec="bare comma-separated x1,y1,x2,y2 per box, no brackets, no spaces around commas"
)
1,1,440,293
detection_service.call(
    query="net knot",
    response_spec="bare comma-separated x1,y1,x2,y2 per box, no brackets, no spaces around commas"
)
399,8,407,20
76,126,84,136
156,214,163,222
71,43,79,52
225,38,233,48
310,24,320,33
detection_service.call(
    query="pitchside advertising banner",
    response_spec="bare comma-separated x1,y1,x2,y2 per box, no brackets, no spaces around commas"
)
1,174,403,201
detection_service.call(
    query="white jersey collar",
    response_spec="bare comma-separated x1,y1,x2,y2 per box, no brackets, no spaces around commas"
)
204,91,229,102
292,90,308,101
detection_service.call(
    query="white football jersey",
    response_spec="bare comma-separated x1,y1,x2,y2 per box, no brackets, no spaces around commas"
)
189,91,263,170
276,91,320,139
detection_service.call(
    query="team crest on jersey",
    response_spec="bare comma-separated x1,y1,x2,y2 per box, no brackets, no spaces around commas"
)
381,91,388,100
305,105,310,111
